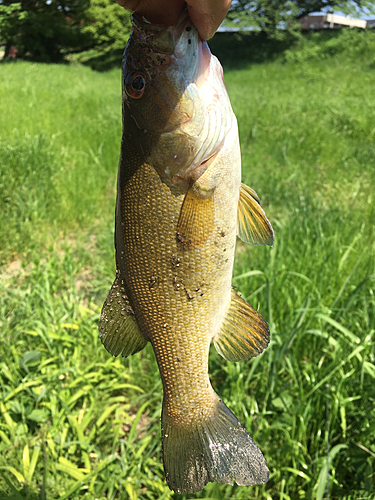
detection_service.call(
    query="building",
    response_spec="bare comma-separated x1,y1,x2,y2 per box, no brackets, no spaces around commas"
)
300,14,368,30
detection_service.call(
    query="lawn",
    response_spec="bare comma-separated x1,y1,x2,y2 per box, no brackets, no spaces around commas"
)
0,29,374,499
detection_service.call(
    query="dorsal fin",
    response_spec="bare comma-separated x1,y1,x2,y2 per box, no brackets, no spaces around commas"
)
238,183,274,246
99,272,147,357
213,287,270,362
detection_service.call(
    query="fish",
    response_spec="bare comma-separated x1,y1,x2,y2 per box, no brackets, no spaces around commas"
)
99,11,274,495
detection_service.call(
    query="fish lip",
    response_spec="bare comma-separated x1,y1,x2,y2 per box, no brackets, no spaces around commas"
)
131,13,176,55
131,11,192,56
131,10,189,33
131,12,167,33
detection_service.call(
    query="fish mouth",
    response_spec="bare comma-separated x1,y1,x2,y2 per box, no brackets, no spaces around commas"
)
128,12,233,183
131,11,202,82
196,38,212,88
131,11,195,57
162,32,232,182
131,13,176,55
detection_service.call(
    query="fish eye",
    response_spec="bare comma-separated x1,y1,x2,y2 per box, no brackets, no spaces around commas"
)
126,72,146,99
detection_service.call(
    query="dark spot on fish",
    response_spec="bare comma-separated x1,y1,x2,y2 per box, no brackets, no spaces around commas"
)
220,231,225,237
149,276,157,289
186,26,192,31
200,293,204,297
188,39,191,45
176,232,183,243
173,275,182,291
177,357,181,362
176,231,192,250
223,248,226,252
171,255,181,270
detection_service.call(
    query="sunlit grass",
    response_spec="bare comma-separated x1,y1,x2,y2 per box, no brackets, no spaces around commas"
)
0,31,374,499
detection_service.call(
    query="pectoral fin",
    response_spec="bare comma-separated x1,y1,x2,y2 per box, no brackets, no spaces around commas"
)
238,183,274,246
99,273,147,357
176,182,215,249
213,287,270,362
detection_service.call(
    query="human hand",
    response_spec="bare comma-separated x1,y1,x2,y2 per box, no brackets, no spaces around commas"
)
115,0,232,40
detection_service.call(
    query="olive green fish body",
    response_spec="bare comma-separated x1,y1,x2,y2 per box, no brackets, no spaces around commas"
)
117,128,240,426
100,12,274,494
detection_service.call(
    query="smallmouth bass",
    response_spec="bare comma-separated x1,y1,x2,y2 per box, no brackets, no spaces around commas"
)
99,12,274,494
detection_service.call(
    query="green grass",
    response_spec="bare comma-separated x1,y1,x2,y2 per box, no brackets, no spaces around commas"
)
1,29,375,499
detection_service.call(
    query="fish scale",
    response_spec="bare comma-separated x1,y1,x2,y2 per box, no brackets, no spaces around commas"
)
99,11,274,494
117,159,236,424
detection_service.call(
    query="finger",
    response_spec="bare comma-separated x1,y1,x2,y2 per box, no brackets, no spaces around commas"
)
115,0,185,27
187,0,232,39
114,0,140,9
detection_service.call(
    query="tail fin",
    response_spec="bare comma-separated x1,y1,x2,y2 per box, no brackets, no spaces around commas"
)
162,399,269,494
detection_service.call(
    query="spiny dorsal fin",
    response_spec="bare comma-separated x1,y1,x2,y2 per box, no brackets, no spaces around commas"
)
99,272,147,357
176,184,215,250
213,287,270,362
238,183,274,246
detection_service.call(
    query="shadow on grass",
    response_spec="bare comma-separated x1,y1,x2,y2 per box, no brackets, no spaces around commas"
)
75,48,125,72
208,32,294,70
73,32,294,72
0,486,42,500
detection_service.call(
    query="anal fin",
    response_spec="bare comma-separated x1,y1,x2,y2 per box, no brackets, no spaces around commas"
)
213,287,270,362
238,183,274,246
99,272,147,357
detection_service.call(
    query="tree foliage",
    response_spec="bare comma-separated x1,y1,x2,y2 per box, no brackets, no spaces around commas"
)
0,3,26,55
0,0,131,62
1,0,373,60
226,0,375,39
81,0,131,53
0,0,90,61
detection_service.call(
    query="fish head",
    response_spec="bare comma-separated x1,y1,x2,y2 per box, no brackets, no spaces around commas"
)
123,13,199,135
123,12,234,185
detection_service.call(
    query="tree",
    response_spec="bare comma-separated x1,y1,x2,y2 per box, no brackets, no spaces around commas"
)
226,0,375,39
0,0,131,62
0,0,90,62
0,3,25,57
81,0,131,53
